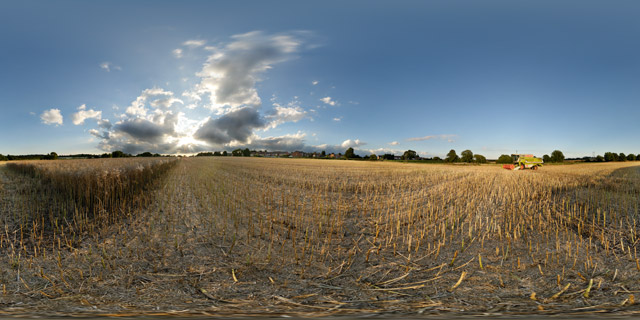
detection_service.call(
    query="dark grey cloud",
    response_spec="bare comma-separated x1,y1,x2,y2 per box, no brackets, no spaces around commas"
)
194,107,264,145
242,134,307,151
97,119,112,130
115,119,167,143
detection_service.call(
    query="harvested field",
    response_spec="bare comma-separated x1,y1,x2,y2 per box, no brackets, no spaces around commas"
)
1,158,640,317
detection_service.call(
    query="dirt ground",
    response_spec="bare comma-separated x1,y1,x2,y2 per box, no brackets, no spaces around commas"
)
1,159,640,318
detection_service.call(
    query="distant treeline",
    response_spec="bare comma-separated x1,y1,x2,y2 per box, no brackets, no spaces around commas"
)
2,149,638,163
0,151,172,161
583,152,640,162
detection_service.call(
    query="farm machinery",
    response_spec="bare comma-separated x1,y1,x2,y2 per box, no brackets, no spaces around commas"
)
502,154,543,170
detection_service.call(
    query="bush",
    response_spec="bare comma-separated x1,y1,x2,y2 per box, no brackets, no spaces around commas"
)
550,150,564,163
496,154,512,164
461,150,474,163
402,150,417,160
473,154,487,164
445,150,459,163
604,152,618,162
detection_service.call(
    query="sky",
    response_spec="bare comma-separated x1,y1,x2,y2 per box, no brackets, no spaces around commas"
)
1,0,639,159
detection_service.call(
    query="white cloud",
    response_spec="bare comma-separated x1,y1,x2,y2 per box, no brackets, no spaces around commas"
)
389,141,399,146
367,147,403,156
333,117,342,122
183,39,206,48
149,97,183,109
182,90,202,102
312,80,319,85
85,31,322,155
341,139,366,149
265,105,307,129
100,62,121,72
97,119,112,129
71,104,102,125
125,87,178,117
41,108,63,126
407,134,457,143
264,97,310,129
191,31,305,113
320,96,337,106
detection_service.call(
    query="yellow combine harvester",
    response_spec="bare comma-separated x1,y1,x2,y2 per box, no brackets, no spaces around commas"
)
502,154,544,170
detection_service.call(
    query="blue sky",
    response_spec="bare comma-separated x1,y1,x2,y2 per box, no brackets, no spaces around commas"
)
1,1,639,158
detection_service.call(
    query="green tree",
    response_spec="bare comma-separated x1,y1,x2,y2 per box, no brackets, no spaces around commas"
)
627,153,636,161
111,150,125,158
222,151,228,157
461,149,474,163
232,149,243,157
0,154,7,161
213,151,221,156
137,152,153,157
433,156,442,162
596,155,604,162
369,154,378,160
242,148,251,157
604,152,617,162
542,154,551,163
619,153,626,161
402,150,417,160
43,152,59,160
550,150,565,163
445,149,459,163
344,147,356,159
321,150,326,157
497,154,512,164
473,154,487,163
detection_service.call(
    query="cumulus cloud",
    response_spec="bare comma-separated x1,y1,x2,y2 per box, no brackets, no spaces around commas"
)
332,117,342,122
192,31,304,113
89,129,110,140
88,86,192,154
194,107,265,145
388,141,399,146
264,97,310,129
41,108,63,126
86,31,320,154
114,117,174,143
71,104,102,125
100,62,121,72
320,96,337,106
311,140,369,156
183,39,206,48
264,106,307,129
125,87,180,117
312,80,319,85
341,139,366,149
236,132,307,151
369,147,399,154
407,134,457,143
149,97,183,109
